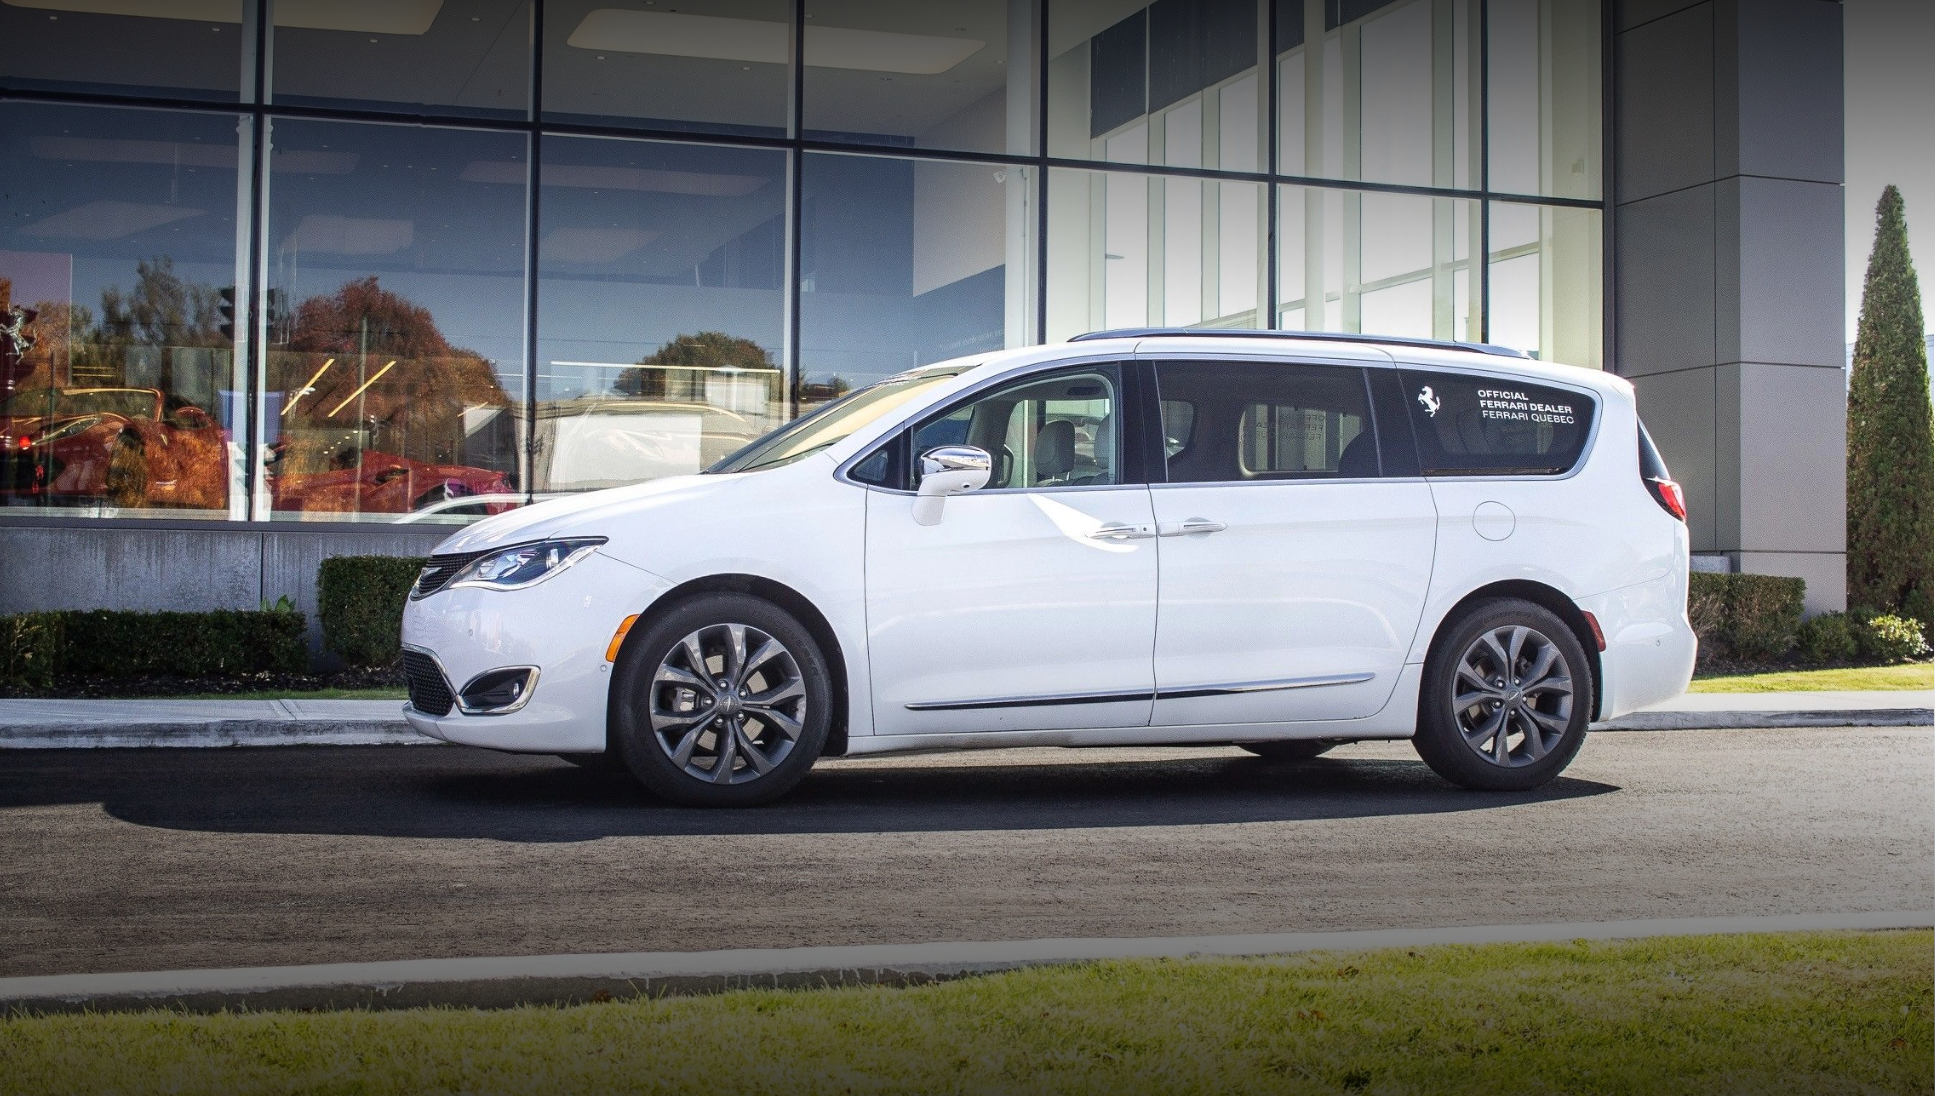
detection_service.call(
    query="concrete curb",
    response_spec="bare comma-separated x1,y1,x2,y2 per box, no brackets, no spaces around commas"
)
1592,709,1934,731
1,911,1930,1016
0,720,429,749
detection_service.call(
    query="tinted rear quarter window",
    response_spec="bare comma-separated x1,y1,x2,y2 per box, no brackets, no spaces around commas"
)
1399,370,1597,476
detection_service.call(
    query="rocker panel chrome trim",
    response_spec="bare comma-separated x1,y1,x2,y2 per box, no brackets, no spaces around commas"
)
905,673,1377,712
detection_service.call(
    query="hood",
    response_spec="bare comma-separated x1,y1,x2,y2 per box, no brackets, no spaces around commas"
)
431,473,725,555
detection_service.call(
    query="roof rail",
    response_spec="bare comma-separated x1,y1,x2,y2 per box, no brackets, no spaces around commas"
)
1068,327,1532,359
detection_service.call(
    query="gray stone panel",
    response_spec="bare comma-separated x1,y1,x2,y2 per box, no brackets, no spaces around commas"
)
1618,0,1707,32
1714,365,1742,549
1616,185,1716,376
1722,177,1845,368
10,527,261,613
1719,0,1843,185
1630,367,1720,551
1616,4,1716,204
1728,363,1846,555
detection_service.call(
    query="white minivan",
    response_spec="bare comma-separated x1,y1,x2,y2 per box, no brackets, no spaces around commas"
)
401,332,1696,805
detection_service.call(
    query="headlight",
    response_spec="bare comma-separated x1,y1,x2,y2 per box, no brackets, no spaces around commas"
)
447,538,606,593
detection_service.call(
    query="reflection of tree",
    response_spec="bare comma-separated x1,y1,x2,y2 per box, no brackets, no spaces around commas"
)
276,276,512,469
797,375,854,404
615,331,774,400
99,258,226,351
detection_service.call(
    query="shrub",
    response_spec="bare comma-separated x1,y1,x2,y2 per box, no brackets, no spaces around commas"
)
1689,573,1806,667
318,555,426,667
0,613,64,691
0,608,305,688
1796,611,1857,665
55,609,308,678
1853,611,1931,665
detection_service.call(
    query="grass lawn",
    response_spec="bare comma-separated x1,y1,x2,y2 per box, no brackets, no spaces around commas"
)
1691,662,1933,693
0,931,1929,1095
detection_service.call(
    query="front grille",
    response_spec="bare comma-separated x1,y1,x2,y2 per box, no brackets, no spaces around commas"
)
413,552,482,598
401,650,455,716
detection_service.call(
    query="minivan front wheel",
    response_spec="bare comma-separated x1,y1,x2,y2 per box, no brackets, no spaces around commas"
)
613,593,831,806
1413,598,1591,791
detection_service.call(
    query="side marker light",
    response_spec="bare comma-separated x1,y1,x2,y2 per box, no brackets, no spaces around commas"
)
606,614,640,662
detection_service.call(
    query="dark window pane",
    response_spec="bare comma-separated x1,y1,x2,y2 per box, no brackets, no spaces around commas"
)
800,152,1035,403
272,0,531,120
803,1,1032,155
911,368,1121,489
542,0,789,137
1154,360,1377,482
1398,369,1595,475
1,102,244,518
535,136,786,491
0,3,242,102
261,119,528,523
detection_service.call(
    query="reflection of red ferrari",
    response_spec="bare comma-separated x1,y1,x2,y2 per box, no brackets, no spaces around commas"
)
266,443,516,517
0,387,226,510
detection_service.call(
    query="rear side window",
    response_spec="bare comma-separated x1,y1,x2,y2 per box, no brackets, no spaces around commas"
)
1398,370,1597,476
1153,360,1381,483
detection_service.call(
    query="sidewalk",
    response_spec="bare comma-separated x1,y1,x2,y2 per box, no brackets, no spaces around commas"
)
0,691,1932,748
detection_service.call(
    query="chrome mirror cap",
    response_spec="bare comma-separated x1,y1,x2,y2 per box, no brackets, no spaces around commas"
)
914,445,992,526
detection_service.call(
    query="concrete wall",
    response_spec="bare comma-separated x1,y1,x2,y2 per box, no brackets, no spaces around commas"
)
1614,0,1847,612
0,520,451,666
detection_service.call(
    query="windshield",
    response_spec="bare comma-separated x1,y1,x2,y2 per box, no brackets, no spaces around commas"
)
707,369,965,474
0,388,157,422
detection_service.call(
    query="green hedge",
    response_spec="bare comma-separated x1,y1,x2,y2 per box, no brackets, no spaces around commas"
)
318,556,426,667
0,608,306,690
0,613,63,691
1688,573,1805,667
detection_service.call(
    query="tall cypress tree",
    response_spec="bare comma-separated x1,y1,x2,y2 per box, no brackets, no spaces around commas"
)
1846,185,1934,630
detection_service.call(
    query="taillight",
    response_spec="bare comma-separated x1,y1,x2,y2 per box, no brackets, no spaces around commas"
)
1648,477,1686,522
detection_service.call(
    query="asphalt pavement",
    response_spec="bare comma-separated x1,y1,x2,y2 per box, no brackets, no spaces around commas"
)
0,726,1931,980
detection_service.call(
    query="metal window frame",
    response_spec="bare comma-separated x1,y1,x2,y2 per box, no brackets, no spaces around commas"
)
0,0,1612,530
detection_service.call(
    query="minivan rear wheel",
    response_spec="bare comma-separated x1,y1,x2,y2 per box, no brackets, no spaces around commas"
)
1413,598,1591,791
613,593,831,807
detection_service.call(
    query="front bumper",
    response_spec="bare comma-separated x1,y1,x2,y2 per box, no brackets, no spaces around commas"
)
401,550,674,753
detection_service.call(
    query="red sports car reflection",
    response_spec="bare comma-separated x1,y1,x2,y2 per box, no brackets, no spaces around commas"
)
265,442,516,517
0,387,226,510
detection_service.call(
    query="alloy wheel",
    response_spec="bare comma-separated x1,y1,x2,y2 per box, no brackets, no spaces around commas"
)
648,623,807,785
1450,624,1575,768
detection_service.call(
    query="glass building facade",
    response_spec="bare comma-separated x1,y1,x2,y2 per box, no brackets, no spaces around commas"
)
0,0,1602,528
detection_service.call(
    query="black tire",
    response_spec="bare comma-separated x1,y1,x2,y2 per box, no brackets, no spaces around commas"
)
611,593,831,807
1240,739,1343,761
1412,598,1592,791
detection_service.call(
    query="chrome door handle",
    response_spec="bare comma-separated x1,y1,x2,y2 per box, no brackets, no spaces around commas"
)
1161,518,1227,537
1087,523,1156,540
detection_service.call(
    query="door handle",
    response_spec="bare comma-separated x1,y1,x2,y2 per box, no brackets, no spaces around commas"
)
1160,518,1227,537
1087,523,1156,540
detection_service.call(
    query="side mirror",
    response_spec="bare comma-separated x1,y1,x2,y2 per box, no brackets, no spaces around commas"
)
913,445,990,526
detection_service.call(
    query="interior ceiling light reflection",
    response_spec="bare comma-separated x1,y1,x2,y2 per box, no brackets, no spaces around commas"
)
566,9,985,76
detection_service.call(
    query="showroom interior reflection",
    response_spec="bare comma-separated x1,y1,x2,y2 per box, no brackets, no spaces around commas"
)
543,0,792,136
1050,0,1263,171
535,136,788,493
260,118,528,523
0,102,245,518
273,0,532,121
800,152,1038,400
